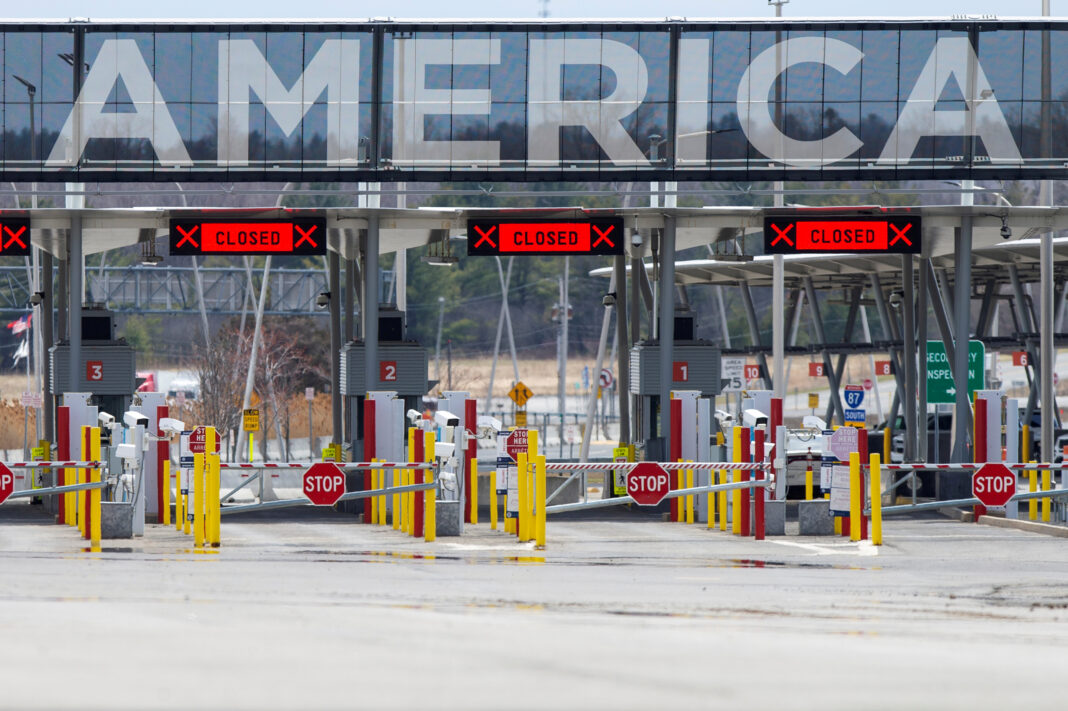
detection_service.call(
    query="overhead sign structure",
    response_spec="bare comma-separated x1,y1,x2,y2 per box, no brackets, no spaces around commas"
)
467,218,624,257
303,462,346,506
972,463,1016,508
169,217,327,256
927,340,985,404
509,381,534,408
0,218,31,257
627,462,670,506
0,463,13,504
764,215,921,255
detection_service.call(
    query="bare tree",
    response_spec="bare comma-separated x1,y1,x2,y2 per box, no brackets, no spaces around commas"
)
190,328,249,460
256,325,309,461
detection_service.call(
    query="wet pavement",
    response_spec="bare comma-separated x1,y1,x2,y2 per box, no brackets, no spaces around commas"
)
1,500,1066,709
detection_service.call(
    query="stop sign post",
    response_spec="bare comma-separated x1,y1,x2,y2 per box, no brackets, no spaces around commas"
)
0,463,13,505
303,462,346,506
627,462,671,506
972,463,1016,508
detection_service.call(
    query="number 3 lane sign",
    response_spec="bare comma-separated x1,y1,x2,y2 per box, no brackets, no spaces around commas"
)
86,361,104,381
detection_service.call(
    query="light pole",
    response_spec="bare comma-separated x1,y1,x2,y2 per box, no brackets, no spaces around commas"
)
13,75,36,459
769,1,788,400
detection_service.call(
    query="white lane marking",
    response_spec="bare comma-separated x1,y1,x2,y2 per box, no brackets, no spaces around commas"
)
766,539,879,556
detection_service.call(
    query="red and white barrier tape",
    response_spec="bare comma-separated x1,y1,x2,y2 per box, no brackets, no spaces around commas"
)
218,461,433,470
545,462,770,472
1,461,102,469
881,462,1068,471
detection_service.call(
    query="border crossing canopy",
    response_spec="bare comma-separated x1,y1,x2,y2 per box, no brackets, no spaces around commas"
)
0,20,1065,182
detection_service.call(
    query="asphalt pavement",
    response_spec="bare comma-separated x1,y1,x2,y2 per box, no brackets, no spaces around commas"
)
1,500,1066,709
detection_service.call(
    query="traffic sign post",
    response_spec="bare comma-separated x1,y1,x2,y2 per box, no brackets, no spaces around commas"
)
0,463,13,504
926,340,985,404
303,462,346,506
843,384,866,427
721,357,744,392
626,462,670,506
972,463,1016,508
599,368,614,389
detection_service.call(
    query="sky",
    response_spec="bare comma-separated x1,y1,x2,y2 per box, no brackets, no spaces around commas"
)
0,0,1062,20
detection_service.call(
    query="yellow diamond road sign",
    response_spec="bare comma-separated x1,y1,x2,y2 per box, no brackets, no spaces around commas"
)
243,408,260,432
509,381,534,407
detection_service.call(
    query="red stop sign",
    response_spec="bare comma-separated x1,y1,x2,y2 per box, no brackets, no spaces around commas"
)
0,463,13,505
972,463,1016,508
505,429,528,462
188,426,220,454
626,462,671,506
303,462,346,506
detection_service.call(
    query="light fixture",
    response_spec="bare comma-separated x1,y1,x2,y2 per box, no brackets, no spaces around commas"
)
421,233,459,266
140,238,163,266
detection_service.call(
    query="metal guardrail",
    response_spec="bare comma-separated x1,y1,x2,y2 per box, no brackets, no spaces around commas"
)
545,478,773,515
875,488,1068,516
219,480,437,516
2,480,107,501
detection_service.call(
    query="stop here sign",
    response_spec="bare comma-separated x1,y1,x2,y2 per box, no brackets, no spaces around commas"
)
972,463,1016,508
303,462,346,506
0,463,13,504
627,462,670,506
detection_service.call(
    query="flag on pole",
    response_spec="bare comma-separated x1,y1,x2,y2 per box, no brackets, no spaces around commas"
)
12,338,28,365
6,314,31,335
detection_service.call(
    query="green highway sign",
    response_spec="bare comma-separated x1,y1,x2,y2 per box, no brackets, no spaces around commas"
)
926,340,985,404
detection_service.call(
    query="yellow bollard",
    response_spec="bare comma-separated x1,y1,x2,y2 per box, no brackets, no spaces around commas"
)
883,427,891,465
849,452,861,542
1022,425,1031,463
805,466,814,501
535,454,546,549
490,470,498,530
370,467,378,524
685,467,694,524
424,431,436,543
470,458,479,526
732,426,742,535
1042,470,1051,523
64,465,75,528
517,451,529,542
718,470,728,531
162,459,171,527
175,464,184,531
193,451,205,547
870,453,883,546
408,468,416,536
78,425,89,536
207,427,220,547
831,491,841,535
379,467,388,526
1029,467,1038,521
89,427,102,548
707,468,716,529
248,431,254,463
393,464,401,530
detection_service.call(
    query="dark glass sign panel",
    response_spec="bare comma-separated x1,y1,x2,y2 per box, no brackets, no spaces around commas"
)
468,218,625,256
169,218,327,256
764,215,922,254
0,218,31,257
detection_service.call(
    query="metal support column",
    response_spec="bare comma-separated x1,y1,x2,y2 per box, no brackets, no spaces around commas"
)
658,217,676,445
824,286,862,425
363,213,380,420
871,274,907,410
614,254,630,445
1040,205,1055,463
41,251,54,443
952,218,974,462
740,284,771,389
803,277,845,425
344,258,356,343
902,255,917,462
328,251,342,444
68,214,82,396
1009,264,1040,424
975,278,998,338
918,257,929,462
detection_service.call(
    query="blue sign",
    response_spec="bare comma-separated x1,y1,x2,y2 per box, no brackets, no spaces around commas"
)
844,408,866,424
843,386,865,409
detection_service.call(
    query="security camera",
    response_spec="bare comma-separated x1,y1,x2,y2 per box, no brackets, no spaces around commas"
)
630,231,643,247
114,443,137,461
28,291,44,306
316,292,331,309
98,412,115,426
159,417,186,435
888,291,903,310
602,292,616,307
407,408,422,424
477,415,502,433
1000,222,1012,239
434,410,460,428
123,411,149,429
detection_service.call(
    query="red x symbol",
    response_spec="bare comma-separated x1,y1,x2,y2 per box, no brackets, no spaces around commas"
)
2,225,27,250
591,224,615,249
889,223,912,247
473,224,497,249
294,224,318,249
770,223,794,247
175,224,199,249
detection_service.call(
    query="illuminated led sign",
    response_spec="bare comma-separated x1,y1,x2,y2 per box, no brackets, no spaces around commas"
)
169,218,327,256
763,215,922,255
467,218,624,256
0,218,31,257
